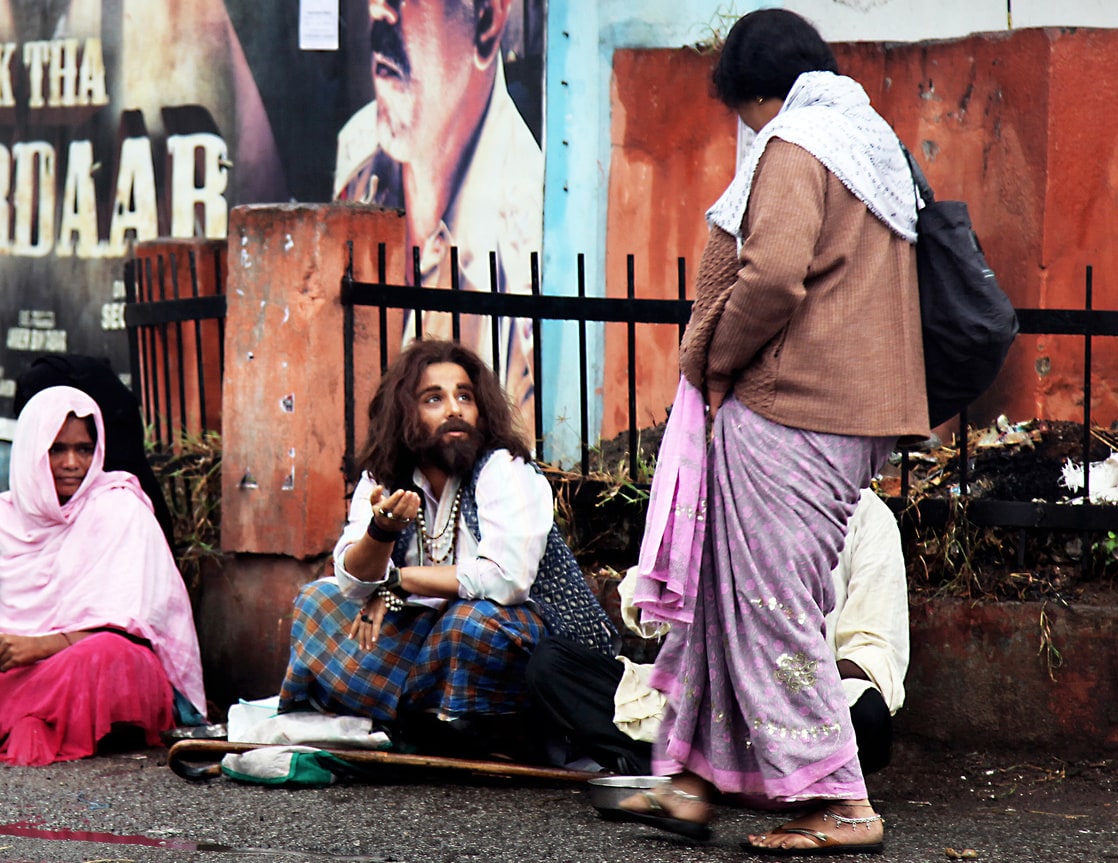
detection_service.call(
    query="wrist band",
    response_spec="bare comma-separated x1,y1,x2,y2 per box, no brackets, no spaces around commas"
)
61,631,73,647
366,518,397,544
375,563,408,611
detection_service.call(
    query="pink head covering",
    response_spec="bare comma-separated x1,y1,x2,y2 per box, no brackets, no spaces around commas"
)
8,386,106,528
0,386,206,716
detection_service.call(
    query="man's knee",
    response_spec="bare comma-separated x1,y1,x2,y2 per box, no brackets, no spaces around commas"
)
294,578,338,606
849,687,893,774
442,599,504,636
438,600,541,653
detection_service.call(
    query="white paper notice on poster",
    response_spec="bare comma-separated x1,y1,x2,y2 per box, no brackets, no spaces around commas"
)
299,0,339,51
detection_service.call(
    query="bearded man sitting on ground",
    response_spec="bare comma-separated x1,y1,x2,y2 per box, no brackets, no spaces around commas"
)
279,340,614,758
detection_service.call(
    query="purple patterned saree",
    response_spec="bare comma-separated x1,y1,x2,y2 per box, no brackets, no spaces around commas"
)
649,398,894,805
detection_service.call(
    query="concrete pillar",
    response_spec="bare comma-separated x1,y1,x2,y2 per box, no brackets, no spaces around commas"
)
201,204,406,706
220,203,406,559
194,555,327,706
603,48,734,441
607,29,1118,431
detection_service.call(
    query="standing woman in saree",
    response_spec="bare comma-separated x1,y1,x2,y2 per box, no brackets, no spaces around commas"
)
620,9,928,856
0,386,205,766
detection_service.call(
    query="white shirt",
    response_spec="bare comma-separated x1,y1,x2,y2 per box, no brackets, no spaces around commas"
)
825,488,911,714
333,449,554,608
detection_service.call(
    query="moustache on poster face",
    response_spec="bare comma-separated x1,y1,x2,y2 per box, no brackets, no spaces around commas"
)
371,19,410,79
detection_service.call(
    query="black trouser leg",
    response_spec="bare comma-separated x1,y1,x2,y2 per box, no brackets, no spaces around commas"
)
849,686,893,775
526,637,652,775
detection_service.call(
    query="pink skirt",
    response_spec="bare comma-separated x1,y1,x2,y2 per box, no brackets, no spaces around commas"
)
0,631,174,766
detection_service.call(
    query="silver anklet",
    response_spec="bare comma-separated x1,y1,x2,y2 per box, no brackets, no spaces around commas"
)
642,785,705,811
822,810,884,829
666,787,705,803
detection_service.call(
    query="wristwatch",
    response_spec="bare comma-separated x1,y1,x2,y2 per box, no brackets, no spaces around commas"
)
381,562,405,596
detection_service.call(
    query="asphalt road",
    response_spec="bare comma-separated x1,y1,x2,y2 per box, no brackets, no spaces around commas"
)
1,739,1114,863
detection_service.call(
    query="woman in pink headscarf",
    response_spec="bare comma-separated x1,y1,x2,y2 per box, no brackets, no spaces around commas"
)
0,386,206,766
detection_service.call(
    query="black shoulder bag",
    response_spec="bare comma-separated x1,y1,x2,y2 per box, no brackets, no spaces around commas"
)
901,143,1019,427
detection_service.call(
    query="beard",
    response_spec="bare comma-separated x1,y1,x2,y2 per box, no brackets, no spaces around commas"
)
416,419,484,477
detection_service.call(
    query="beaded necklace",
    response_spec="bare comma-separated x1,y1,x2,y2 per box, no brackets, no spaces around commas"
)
416,485,463,565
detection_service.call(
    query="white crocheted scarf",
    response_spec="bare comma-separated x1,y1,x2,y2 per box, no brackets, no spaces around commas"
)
706,71,918,246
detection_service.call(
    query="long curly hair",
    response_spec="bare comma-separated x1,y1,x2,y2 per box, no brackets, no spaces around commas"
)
355,339,531,491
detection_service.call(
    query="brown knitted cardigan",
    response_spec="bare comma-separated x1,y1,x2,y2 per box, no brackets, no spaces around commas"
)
680,139,929,440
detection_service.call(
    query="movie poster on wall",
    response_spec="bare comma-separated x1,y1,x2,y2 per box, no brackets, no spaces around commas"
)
0,0,546,433
333,0,547,440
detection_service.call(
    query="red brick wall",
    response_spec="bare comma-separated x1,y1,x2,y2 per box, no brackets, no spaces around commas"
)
605,28,1118,435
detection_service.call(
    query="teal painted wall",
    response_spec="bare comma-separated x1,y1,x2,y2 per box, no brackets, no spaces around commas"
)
540,0,760,463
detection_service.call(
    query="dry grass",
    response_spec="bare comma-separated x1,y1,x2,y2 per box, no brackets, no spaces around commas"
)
149,430,222,598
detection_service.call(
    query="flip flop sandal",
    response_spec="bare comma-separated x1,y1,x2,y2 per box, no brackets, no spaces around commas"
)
741,825,884,857
607,787,713,841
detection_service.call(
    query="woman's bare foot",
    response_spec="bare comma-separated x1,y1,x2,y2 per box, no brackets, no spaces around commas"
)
744,799,884,855
619,772,710,821
614,771,713,840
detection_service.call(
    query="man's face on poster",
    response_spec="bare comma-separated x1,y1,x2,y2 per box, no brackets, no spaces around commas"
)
369,0,478,163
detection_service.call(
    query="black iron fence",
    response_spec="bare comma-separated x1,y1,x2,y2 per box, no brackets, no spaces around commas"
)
340,248,1118,577
123,241,1118,576
901,268,1117,540
340,242,690,482
123,243,227,451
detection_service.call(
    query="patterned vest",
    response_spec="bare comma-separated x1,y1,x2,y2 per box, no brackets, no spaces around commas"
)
391,450,617,655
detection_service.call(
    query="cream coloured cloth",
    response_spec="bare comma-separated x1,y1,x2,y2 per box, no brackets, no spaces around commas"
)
617,565,670,639
614,567,668,742
613,656,666,743
824,489,910,713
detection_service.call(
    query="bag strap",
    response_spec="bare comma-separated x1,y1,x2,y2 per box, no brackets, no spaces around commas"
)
898,140,935,207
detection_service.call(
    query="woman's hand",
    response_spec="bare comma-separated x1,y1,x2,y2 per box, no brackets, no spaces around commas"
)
706,387,727,419
0,633,62,672
348,595,388,651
